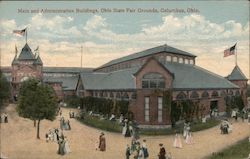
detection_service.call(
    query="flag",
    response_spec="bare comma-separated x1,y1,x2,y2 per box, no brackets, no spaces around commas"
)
13,28,26,36
224,43,236,57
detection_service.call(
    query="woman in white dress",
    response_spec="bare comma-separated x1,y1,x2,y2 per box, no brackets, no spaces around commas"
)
122,119,128,136
64,137,71,154
173,133,182,148
185,132,193,144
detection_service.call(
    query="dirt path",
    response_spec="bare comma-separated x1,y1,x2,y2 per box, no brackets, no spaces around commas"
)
1,104,249,159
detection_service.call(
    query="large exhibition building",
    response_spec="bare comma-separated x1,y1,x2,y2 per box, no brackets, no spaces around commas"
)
1,43,248,126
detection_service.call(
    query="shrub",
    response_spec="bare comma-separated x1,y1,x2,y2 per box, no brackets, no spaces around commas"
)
65,95,81,108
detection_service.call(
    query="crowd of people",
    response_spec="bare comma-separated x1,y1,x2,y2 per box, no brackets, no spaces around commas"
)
126,139,149,159
47,106,250,158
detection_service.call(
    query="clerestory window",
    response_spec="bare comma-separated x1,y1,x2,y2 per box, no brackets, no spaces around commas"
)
142,73,165,89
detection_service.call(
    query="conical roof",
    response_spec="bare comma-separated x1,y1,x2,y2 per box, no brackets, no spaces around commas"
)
34,55,43,65
227,65,248,81
17,43,35,60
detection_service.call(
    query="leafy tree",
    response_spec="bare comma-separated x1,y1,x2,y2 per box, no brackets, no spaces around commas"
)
234,96,244,111
0,70,10,109
16,79,58,139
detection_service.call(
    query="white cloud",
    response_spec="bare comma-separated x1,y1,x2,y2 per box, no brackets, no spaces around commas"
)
29,13,81,38
84,15,107,31
0,14,249,79
0,19,17,36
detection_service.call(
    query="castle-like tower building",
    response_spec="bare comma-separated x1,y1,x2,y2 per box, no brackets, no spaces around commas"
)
11,43,43,96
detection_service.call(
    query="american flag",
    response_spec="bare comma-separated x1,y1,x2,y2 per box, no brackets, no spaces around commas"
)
13,28,26,36
224,43,236,57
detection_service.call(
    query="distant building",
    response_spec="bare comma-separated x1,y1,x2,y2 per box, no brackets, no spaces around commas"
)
1,43,248,126
2,43,92,101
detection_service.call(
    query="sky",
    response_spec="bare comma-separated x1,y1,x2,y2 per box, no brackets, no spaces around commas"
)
0,1,249,80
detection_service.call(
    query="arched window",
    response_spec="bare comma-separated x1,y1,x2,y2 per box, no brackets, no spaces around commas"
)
235,90,240,96
166,56,171,62
179,58,183,64
190,91,199,99
201,91,209,98
176,92,187,100
131,92,137,99
211,91,219,98
229,90,234,95
122,93,129,100
109,92,114,98
173,57,178,62
99,92,103,97
189,59,194,65
103,92,107,97
220,90,226,97
116,92,121,99
142,73,165,89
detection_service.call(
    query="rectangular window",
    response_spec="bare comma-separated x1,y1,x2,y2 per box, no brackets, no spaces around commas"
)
189,59,194,65
158,97,163,123
158,81,165,88
145,97,150,122
179,58,183,64
150,80,157,88
173,56,178,62
166,56,172,62
142,80,149,88
184,59,189,64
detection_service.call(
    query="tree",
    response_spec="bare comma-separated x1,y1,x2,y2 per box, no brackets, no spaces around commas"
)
16,79,58,139
0,70,10,109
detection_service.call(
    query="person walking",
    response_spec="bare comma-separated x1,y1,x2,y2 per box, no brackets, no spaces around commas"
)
137,143,144,159
125,144,131,159
99,132,106,151
142,139,149,159
173,133,182,148
158,143,166,159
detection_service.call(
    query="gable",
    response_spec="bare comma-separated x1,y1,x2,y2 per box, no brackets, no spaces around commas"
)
134,57,174,89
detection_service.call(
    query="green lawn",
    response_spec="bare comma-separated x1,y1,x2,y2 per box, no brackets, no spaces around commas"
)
78,114,122,133
77,114,220,136
140,119,220,135
206,138,250,159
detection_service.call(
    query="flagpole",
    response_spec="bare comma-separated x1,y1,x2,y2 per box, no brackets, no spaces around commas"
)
235,44,237,66
26,28,27,43
81,45,83,68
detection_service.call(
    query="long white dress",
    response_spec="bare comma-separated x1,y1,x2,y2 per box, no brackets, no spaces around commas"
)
185,133,193,144
173,134,182,148
64,139,71,154
137,148,144,159
122,124,127,135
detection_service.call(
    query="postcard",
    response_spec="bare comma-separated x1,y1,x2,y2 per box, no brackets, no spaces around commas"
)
0,1,249,159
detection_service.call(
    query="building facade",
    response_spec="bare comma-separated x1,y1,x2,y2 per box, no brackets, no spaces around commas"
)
76,44,247,126
2,43,248,126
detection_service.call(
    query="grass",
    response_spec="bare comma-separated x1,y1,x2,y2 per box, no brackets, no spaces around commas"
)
140,119,220,135
77,114,220,136
78,115,122,133
206,137,250,159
